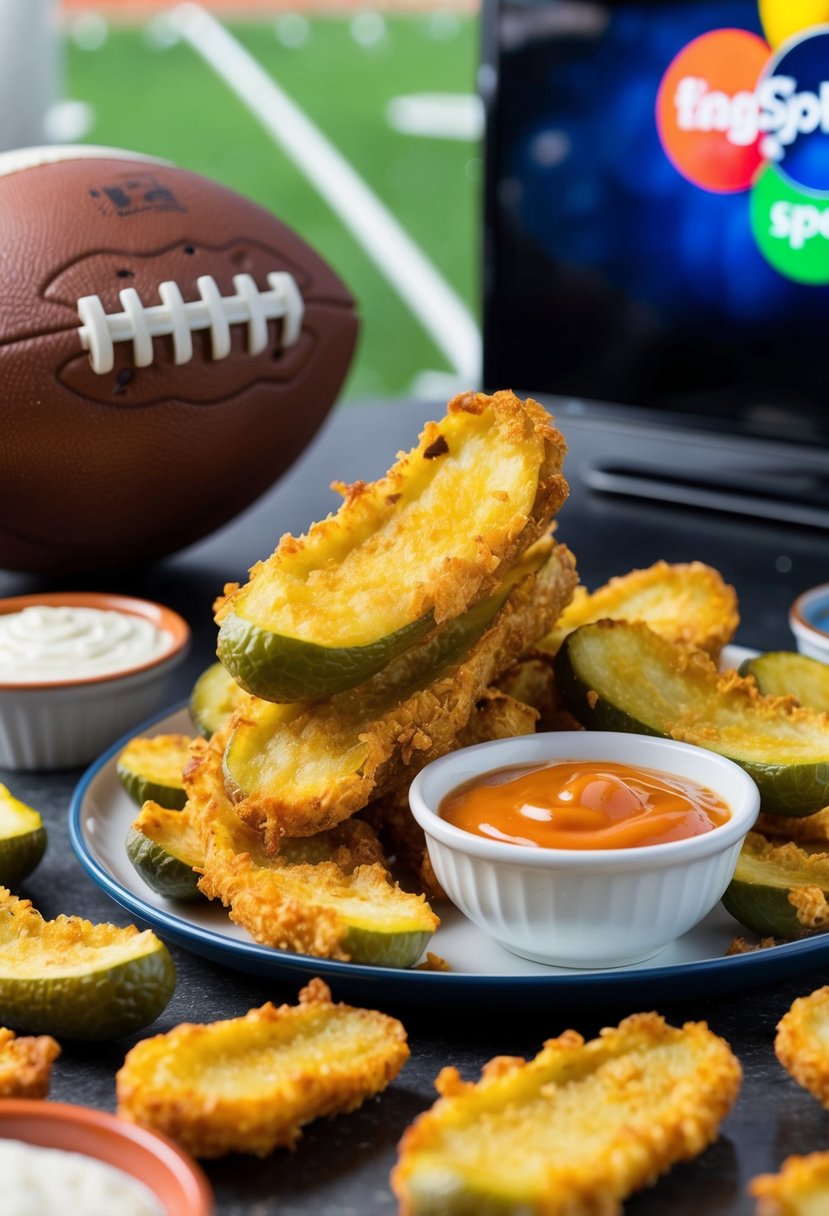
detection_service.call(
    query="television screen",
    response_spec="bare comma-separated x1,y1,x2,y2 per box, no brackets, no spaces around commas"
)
483,0,829,446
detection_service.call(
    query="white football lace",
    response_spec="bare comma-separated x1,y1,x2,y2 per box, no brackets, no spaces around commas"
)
76,271,304,374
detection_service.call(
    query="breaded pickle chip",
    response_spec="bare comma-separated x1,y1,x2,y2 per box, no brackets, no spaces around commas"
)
126,801,205,902
740,651,829,712
117,734,192,811
0,1026,60,1098
116,978,409,1158
751,1151,829,1214
392,1013,740,1216
722,833,829,938
189,661,247,739
215,389,569,702
0,784,47,890
555,619,829,816
540,560,739,658
224,544,577,845
188,736,438,966
0,888,175,1040
775,986,829,1107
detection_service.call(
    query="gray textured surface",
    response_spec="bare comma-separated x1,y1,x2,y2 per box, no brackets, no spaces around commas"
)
2,398,829,1213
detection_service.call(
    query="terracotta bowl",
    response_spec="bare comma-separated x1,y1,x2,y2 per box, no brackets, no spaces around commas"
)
0,591,190,770
0,1099,213,1215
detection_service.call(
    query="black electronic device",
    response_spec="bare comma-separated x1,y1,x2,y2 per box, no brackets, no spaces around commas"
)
482,0,829,525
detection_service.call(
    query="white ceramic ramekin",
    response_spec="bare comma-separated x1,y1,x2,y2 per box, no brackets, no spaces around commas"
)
409,731,760,969
790,584,829,664
0,592,190,770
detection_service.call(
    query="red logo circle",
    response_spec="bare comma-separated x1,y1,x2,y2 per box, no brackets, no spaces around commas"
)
656,29,771,193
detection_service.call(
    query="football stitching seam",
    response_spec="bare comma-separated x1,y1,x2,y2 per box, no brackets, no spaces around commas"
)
76,271,304,374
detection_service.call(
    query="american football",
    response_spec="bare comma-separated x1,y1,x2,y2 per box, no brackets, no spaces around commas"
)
0,145,358,574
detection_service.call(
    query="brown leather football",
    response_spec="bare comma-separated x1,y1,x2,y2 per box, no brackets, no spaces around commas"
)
0,146,358,574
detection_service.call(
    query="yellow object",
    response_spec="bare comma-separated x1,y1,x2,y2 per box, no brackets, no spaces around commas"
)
752,1151,829,1214
215,389,569,702
117,979,409,1158
0,785,46,889
188,736,438,967
223,546,576,845
759,0,829,49
776,986,829,1108
0,888,175,1040
0,1026,60,1099
540,560,738,657
392,1013,741,1214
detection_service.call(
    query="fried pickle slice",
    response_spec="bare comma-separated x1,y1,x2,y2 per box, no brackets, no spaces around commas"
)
224,544,577,846
187,735,438,965
0,888,175,1040
0,1026,60,1098
116,978,408,1158
392,1013,741,1216
215,390,570,703
775,986,829,1107
540,560,739,658
723,833,829,938
751,1151,829,1214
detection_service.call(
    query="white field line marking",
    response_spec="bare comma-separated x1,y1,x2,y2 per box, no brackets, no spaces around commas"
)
168,2,482,384
386,93,483,141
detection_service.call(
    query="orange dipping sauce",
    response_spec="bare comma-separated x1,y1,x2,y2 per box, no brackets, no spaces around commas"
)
439,760,731,850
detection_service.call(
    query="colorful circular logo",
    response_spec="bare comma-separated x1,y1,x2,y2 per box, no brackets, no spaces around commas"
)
657,8,829,283
656,29,770,193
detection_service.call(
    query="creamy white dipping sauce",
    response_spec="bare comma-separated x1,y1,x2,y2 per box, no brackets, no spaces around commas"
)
0,1138,165,1216
0,606,172,683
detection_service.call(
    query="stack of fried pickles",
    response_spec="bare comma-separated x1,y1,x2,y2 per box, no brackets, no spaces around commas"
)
180,390,578,966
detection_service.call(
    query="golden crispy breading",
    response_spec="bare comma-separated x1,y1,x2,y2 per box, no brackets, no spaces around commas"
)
392,1013,741,1216
415,953,450,972
751,1151,829,1214
731,835,829,933
561,621,829,787
775,986,829,1107
757,808,829,843
116,979,409,1158
494,650,583,731
186,736,438,963
228,544,577,845
725,936,778,955
540,560,739,658
456,688,539,744
215,390,570,644
363,688,537,903
0,887,166,973
0,1026,60,1098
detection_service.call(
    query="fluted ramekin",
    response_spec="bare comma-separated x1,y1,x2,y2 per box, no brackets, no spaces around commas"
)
0,592,190,770
409,731,760,969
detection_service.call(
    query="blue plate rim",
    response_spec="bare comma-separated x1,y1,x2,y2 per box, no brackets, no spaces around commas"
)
68,698,829,1003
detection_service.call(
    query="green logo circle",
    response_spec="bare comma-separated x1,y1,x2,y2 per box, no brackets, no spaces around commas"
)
751,165,829,285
